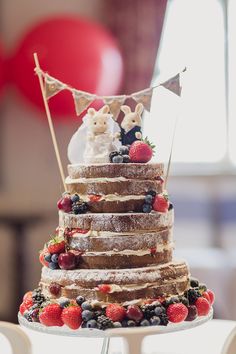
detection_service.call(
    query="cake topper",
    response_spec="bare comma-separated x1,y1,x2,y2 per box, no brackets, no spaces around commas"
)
119,103,144,146
68,105,121,164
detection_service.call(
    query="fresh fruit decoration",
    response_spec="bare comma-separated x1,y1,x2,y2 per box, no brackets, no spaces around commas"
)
129,138,155,163
109,145,130,163
57,193,88,214
19,281,214,330
142,190,170,214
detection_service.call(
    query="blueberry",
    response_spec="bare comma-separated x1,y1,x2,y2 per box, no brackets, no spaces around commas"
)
51,254,59,263
179,296,189,307
144,195,153,204
148,190,157,197
112,155,124,163
121,320,128,327
142,203,152,213
119,146,129,155
109,151,119,162
150,316,161,326
76,296,85,306
44,254,51,262
127,320,136,327
82,310,94,321
154,307,164,316
81,301,92,311
48,262,59,270
71,194,80,203
140,319,150,326
122,155,130,163
190,278,199,288
59,299,70,308
86,319,97,328
113,321,122,328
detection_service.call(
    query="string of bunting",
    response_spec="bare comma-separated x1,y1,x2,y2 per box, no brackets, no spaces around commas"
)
35,67,186,120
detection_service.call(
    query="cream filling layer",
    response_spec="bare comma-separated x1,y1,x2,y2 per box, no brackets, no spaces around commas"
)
83,243,174,257
66,229,171,238
65,176,128,184
83,194,145,202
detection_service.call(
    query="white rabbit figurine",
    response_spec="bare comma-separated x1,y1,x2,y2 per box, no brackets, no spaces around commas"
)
119,103,144,146
68,105,120,164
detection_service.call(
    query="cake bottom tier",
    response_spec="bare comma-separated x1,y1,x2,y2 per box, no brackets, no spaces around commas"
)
40,260,189,304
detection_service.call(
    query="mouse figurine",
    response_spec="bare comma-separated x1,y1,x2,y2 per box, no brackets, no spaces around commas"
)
119,103,143,146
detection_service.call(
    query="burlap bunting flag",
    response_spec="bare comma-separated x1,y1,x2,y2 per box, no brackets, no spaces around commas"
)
131,88,153,112
161,73,182,96
73,90,96,116
103,95,126,120
44,75,65,99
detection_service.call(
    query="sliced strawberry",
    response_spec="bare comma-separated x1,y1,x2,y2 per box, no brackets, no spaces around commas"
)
47,237,65,254
97,284,111,294
152,193,170,213
23,291,32,302
39,248,50,267
88,195,102,202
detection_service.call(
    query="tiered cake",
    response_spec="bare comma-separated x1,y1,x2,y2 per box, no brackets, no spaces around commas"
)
19,103,214,330
40,163,189,305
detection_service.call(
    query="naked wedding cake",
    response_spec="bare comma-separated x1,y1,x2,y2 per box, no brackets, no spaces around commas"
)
19,103,214,330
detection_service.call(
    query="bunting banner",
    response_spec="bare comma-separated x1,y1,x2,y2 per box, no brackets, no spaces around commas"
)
103,95,126,120
44,74,66,99
131,88,153,112
37,68,186,118
73,90,96,116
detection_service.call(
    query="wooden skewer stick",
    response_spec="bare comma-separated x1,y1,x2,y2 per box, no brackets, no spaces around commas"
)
33,53,67,191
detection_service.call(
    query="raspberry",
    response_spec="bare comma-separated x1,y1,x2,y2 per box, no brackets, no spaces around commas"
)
106,304,126,322
126,305,143,322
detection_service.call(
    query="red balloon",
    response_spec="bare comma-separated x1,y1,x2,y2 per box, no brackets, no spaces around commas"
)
11,16,123,120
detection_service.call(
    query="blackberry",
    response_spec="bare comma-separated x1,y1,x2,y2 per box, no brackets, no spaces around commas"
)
32,288,46,305
141,304,155,320
109,151,119,162
28,308,39,322
185,289,201,305
119,146,129,155
23,310,33,322
159,313,169,326
190,278,199,288
72,202,88,214
168,203,173,210
94,309,104,319
178,296,189,307
148,190,157,197
97,315,113,330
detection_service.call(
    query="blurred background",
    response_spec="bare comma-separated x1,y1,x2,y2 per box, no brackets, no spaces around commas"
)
0,0,235,323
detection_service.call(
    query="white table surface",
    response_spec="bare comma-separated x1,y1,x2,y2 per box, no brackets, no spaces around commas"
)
1,319,236,354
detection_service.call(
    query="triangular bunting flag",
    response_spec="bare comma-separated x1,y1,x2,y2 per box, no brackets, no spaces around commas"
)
73,90,96,116
44,75,65,99
131,88,153,111
103,95,126,120
161,73,182,96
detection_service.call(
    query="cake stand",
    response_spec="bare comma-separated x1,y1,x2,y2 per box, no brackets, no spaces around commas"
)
18,309,213,354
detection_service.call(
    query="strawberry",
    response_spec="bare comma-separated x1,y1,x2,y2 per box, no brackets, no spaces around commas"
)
47,237,65,254
129,138,155,163
167,303,188,323
207,290,215,305
68,228,89,236
126,305,143,322
195,297,211,316
39,248,50,267
61,305,82,330
202,291,211,303
106,304,126,322
97,284,111,294
39,304,63,327
19,298,33,315
152,193,170,213
88,195,102,202
23,291,32,302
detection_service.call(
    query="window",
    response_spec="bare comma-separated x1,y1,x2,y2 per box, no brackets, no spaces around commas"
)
145,0,233,169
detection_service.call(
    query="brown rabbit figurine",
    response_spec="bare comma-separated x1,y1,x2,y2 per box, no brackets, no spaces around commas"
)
119,103,143,146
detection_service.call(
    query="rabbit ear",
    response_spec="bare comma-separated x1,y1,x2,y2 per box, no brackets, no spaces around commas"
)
135,103,144,115
87,108,97,116
99,105,110,114
120,105,131,115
